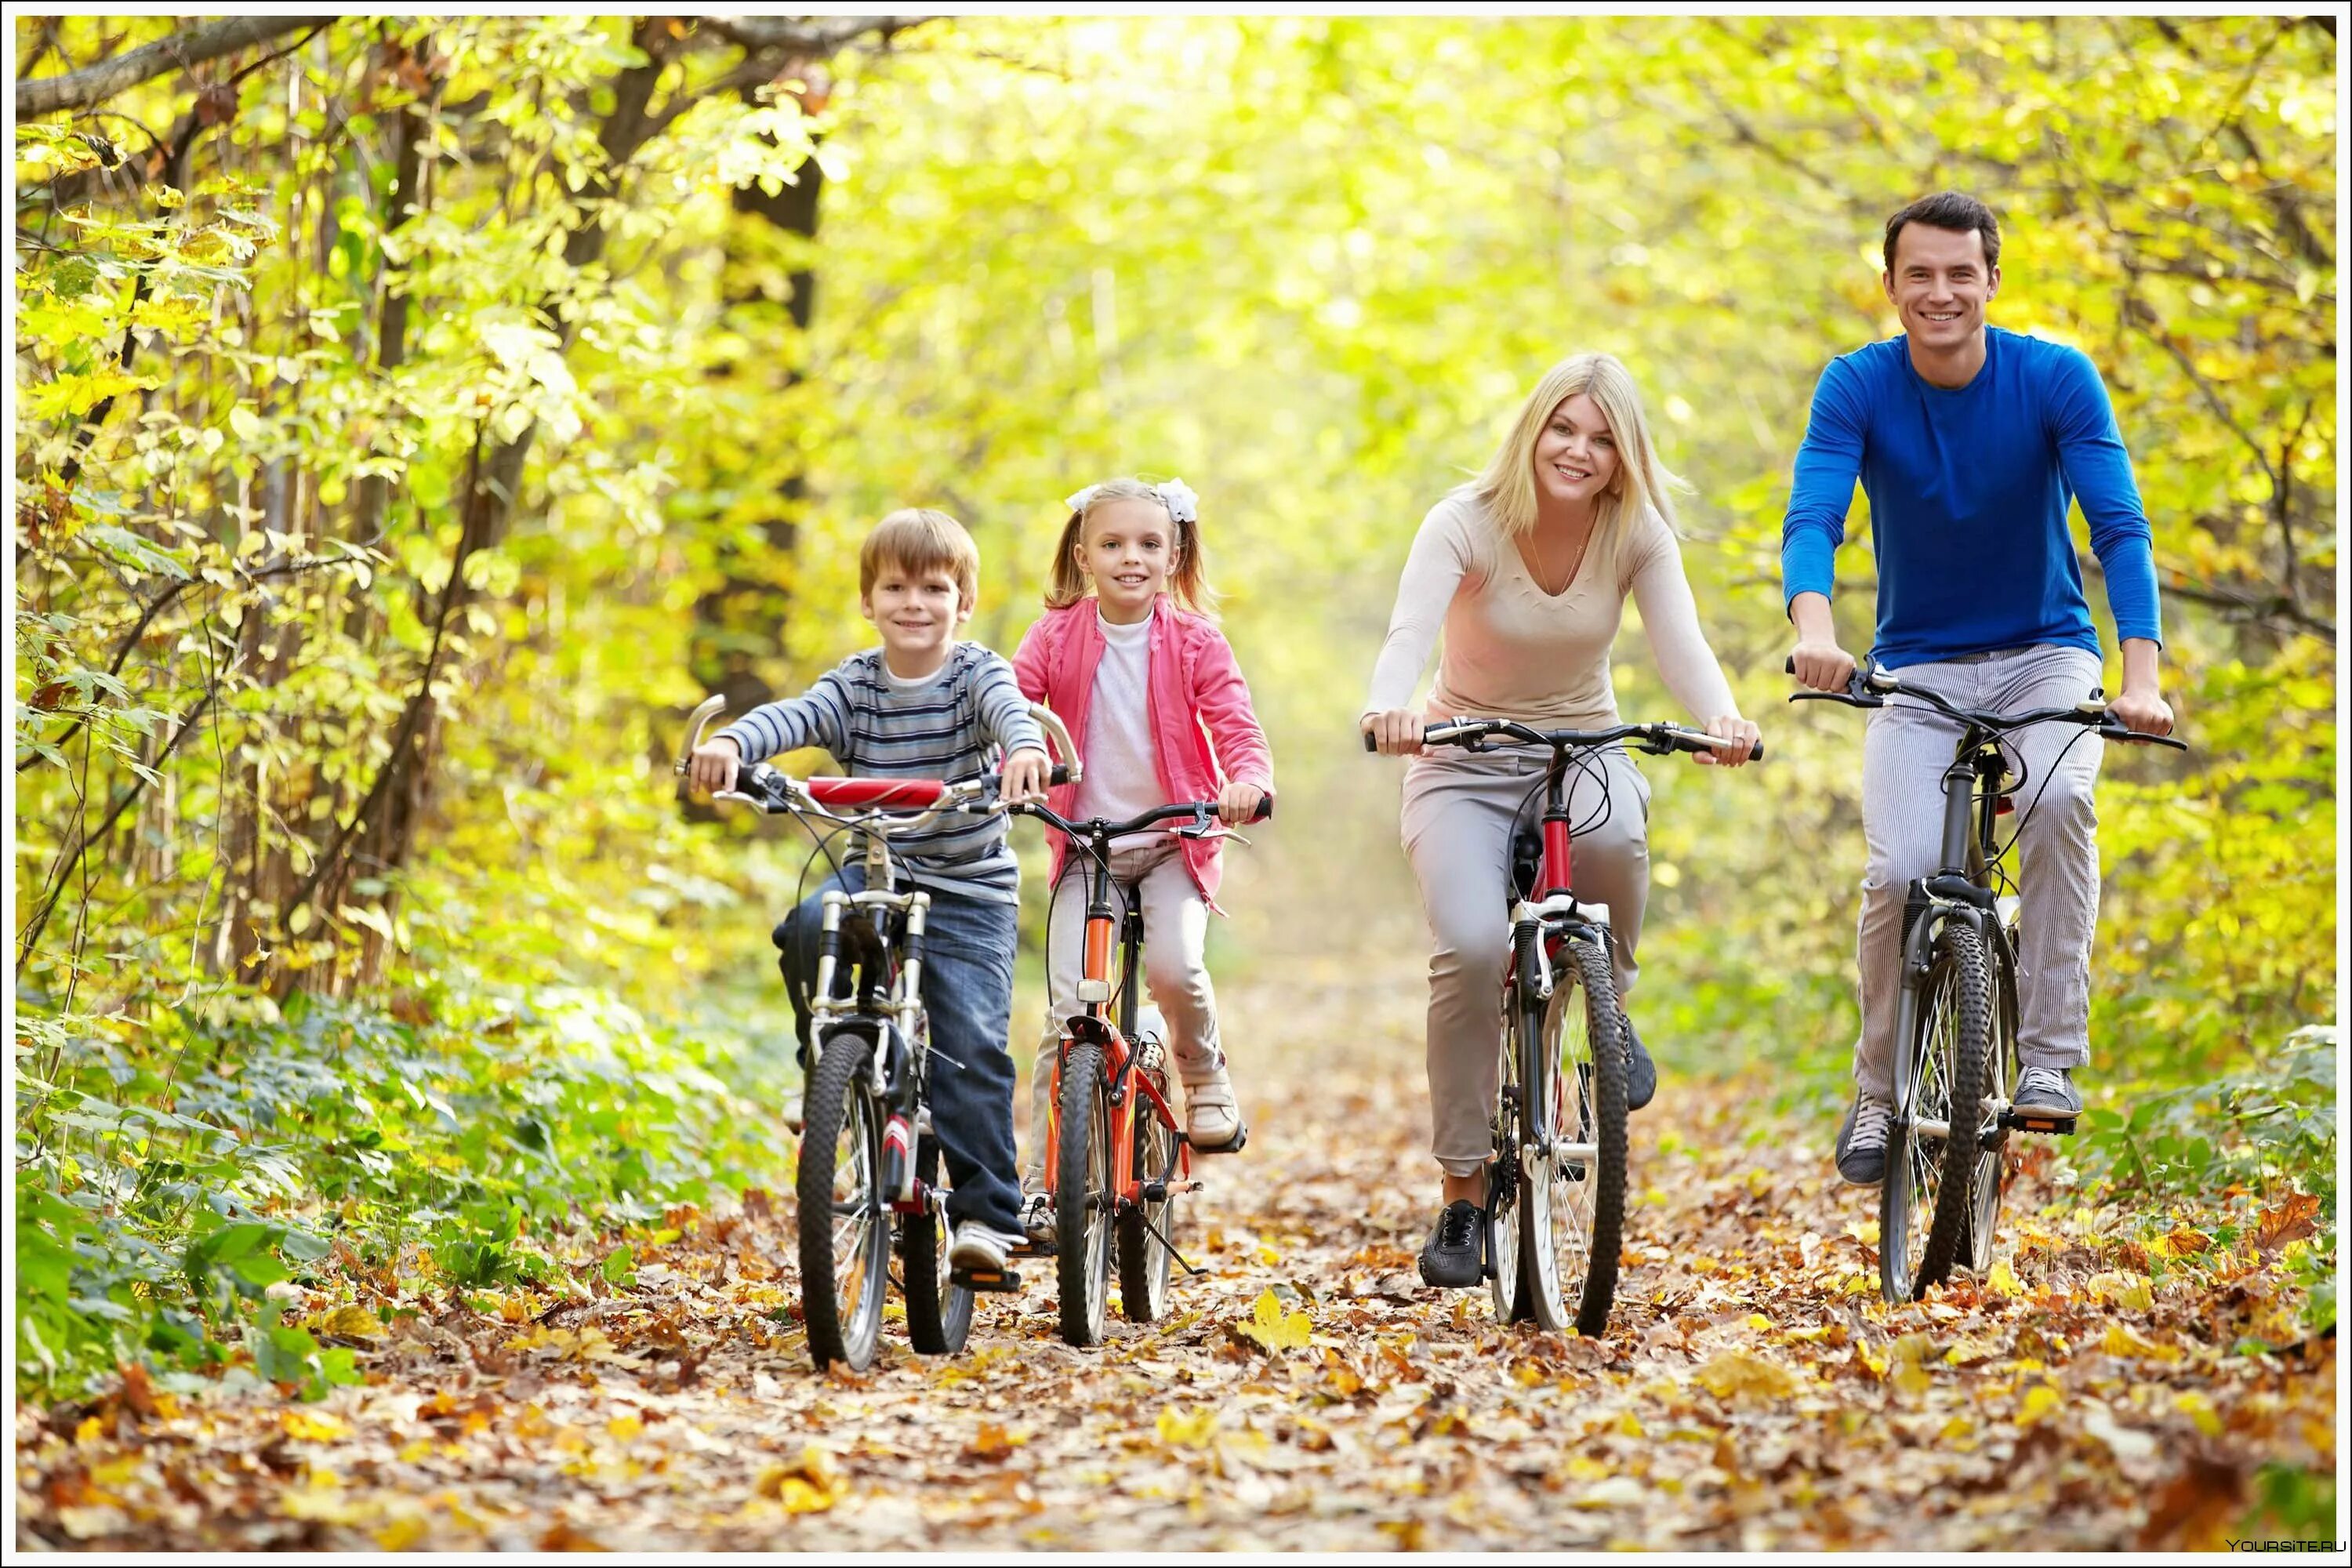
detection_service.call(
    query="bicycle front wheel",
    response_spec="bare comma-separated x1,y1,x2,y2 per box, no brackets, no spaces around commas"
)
900,1134,975,1356
1518,934,1627,1337
1882,919,1991,1301
1054,1041,1116,1347
1964,937,2022,1275
797,1032,891,1371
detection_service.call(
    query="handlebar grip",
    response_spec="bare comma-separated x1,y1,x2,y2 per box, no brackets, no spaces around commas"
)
1048,764,1073,786
1250,797,1274,824
1784,655,1796,675
1750,739,1766,763
1362,729,1377,753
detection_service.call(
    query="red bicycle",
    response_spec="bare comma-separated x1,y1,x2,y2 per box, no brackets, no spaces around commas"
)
1371,717,1758,1333
1009,797,1271,1347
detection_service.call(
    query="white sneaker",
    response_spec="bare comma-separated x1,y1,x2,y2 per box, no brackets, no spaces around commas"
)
949,1222,1020,1272
1017,1191,1054,1247
1182,1060,1244,1152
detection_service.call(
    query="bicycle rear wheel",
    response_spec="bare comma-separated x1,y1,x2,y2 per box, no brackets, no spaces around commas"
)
1488,1014,1525,1323
1964,939,2021,1275
1882,920,1991,1301
1054,1041,1116,1347
1116,1053,1179,1323
1518,934,1627,1337
900,1134,975,1356
797,1032,891,1370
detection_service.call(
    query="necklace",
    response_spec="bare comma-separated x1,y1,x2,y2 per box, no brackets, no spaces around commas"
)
1526,515,1595,596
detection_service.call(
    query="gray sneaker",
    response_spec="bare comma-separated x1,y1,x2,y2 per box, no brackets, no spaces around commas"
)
1835,1091,1896,1186
2013,1066,2082,1119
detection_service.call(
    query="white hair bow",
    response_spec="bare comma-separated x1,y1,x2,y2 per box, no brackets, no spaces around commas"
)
1062,478,1199,525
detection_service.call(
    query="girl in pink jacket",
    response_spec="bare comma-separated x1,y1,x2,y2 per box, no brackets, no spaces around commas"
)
1011,477,1276,1234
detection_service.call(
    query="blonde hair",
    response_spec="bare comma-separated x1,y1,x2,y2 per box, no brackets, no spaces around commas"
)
1472,352,1686,540
861,508,980,612
1044,477,1218,615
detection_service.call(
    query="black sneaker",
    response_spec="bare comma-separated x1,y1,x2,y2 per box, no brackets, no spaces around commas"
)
1835,1091,1895,1186
1417,1200,1486,1289
1621,1015,1657,1112
2013,1066,2082,1119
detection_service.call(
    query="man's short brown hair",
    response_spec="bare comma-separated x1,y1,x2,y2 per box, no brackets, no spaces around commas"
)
860,508,980,612
1883,191,2002,273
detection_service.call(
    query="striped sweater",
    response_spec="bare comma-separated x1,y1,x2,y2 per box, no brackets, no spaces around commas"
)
715,643,1045,904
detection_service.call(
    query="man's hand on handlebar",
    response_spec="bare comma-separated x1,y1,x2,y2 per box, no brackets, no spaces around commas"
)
688,736,742,796
1000,746,1053,805
1362,709,1425,757
1788,637,1857,694
2109,685,2175,739
1693,713,1762,768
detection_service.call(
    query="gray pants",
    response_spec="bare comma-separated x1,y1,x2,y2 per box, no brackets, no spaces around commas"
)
1857,644,2107,1101
1022,838,1222,1189
1401,745,1650,1178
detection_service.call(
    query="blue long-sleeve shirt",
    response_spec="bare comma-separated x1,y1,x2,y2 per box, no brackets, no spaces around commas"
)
1780,327,2163,669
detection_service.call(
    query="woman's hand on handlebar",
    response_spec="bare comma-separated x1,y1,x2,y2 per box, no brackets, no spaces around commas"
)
1000,746,1054,805
1362,709,1425,757
688,736,742,795
1692,713,1762,768
1216,781,1267,825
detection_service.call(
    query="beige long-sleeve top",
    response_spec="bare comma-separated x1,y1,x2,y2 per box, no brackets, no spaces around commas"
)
1361,486,1739,729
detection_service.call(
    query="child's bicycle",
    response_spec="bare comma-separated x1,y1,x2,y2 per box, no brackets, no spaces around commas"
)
1788,659,2186,1301
674,695,1077,1370
1368,717,1758,1334
1007,796,1272,1348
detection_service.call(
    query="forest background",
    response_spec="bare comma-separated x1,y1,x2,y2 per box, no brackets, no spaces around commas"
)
9,11,2339,1422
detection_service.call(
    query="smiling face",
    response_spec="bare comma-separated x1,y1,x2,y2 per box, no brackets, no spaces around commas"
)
1884,221,1998,356
1073,496,1175,623
861,557,971,668
1530,391,1622,509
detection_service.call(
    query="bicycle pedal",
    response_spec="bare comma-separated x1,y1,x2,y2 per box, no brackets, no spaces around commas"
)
1012,1236,1058,1258
1183,1121,1249,1156
2002,1110,2078,1136
949,1266,1023,1293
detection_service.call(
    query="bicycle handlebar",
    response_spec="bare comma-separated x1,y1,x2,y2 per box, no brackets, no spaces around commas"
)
1782,656,2189,751
1362,717,1763,764
1013,794,1274,844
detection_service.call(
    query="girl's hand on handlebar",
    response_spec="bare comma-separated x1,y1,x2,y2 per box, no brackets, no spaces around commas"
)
688,737,742,795
1362,709,1425,757
1693,713,1761,768
1000,746,1053,805
1216,781,1267,825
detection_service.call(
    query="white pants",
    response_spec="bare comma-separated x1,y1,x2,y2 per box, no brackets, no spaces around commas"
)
1022,837,1224,1189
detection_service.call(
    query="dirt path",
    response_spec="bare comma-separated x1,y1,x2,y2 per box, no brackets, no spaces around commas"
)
16,975,2335,1550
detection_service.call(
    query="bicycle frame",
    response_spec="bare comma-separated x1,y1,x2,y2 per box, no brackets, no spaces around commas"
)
1504,743,1617,1171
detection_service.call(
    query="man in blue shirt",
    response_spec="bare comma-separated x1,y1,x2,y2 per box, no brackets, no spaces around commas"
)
1782,191,2175,1185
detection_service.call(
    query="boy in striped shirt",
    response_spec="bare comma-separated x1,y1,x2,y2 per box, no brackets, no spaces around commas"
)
688,509,1051,1271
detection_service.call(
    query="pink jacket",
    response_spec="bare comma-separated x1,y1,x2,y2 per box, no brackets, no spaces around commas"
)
1011,595,1276,908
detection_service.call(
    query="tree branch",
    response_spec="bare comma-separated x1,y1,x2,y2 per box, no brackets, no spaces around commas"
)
16,16,336,119
695,15,935,55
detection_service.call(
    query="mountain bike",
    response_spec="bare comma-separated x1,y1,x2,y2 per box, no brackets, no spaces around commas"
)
674,695,1076,1370
1789,659,2187,1301
1007,796,1272,1348
1369,717,1759,1334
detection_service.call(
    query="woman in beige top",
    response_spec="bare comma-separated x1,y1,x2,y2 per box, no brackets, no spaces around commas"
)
1361,351,1760,1289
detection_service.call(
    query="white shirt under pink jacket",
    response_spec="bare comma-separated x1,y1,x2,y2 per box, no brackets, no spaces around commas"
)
1011,593,1276,909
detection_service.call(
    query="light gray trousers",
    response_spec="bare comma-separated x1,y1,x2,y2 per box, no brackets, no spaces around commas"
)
1401,745,1650,1178
1022,838,1221,1190
1857,644,2107,1101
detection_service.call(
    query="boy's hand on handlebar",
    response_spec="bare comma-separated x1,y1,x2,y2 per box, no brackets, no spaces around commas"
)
688,737,742,795
1000,746,1053,805
1362,709,1425,757
2109,684,2175,738
1788,637,1857,693
1216,781,1267,825
1693,713,1762,767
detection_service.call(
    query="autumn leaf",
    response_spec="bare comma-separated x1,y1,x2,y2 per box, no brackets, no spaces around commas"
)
1234,1287,1312,1352
1693,1352,1798,1403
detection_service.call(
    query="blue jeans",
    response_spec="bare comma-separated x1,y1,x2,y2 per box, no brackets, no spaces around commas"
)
780,866,1022,1236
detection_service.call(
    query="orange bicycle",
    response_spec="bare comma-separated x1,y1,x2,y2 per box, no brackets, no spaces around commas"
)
1010,797,1271,1346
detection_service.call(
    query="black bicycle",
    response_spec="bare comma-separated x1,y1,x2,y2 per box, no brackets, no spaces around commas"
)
1790,659,2187,1301
1008,796,1271,1348
1370,717,1759,1334
675,695,1076,1370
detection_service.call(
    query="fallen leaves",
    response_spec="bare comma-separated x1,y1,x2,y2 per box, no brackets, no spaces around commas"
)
1233,1289,1312,1353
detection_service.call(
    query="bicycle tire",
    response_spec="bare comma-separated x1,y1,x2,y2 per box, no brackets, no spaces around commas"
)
797,1032,891,1371
900,1134,975,1356
1882,920,1991,1301
1488,1015,1526,1324
1116,1061,1178,1323
1519,934,1628,1336
1964,938,2022,1275
1054,1040,1115,1347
